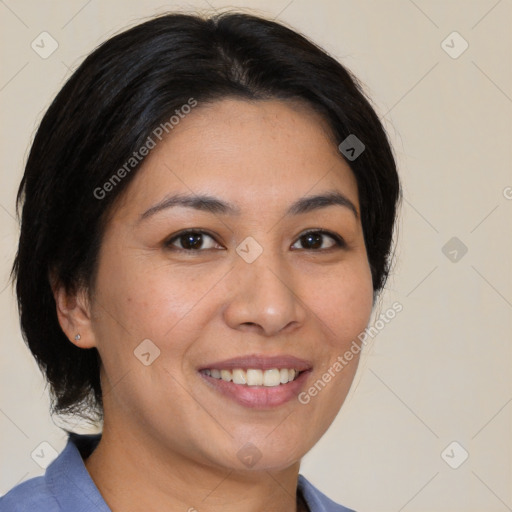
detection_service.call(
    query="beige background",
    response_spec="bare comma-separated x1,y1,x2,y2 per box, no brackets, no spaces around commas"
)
1,1,511,511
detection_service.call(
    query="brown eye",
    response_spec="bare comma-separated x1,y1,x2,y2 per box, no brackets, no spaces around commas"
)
165,230,222,251
291,230,345,251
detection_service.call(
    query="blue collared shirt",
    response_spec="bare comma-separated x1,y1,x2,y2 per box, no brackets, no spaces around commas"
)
1,433,355,512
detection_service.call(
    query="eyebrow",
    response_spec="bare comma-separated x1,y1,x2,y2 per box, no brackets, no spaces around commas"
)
139,190,358,222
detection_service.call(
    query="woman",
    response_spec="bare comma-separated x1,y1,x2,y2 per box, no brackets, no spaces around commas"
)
2,11,400,512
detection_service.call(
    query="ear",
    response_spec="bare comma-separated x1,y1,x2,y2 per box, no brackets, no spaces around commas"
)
52,278,97,349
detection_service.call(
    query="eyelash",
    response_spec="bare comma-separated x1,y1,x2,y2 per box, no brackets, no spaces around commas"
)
164,229,346,253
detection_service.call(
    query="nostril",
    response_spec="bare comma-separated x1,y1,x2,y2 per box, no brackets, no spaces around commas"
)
241,322,259,329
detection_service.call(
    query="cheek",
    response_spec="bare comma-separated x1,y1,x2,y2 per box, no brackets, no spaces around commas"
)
310,262,374,346
94,253,208,340
304,266,372,414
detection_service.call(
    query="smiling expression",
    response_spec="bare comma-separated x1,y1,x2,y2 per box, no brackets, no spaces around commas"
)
81,97,374,471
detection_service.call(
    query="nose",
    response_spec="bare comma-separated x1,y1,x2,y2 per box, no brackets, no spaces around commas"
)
222,252,307,337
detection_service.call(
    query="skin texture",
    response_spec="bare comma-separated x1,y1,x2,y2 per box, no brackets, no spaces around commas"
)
54,98,374,512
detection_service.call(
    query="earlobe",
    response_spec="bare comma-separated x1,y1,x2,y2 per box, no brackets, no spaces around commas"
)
52,283,97,349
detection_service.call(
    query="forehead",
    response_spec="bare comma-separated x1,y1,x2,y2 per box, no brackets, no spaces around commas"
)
111,98,359,220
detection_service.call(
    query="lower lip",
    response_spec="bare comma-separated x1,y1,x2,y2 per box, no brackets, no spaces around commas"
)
199,371,311,409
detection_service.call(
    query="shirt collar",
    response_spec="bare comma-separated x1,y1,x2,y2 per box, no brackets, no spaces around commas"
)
45,433,110,512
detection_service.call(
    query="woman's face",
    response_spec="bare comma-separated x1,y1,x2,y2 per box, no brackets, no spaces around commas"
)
84,98,373,470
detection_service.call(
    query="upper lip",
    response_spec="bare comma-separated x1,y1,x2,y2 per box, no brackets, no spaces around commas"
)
199,354,313,372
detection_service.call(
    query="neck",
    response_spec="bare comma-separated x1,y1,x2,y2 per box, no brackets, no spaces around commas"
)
84,419,303,512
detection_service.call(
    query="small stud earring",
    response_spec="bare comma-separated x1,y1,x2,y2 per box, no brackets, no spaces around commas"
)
74,334,81,341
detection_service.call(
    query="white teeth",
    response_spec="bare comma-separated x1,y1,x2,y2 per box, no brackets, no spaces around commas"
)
232,369,247,384
247,369,263,386
263,368,281,387
203,368,301,387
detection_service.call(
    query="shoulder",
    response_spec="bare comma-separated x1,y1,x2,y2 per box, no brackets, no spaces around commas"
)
0,433,105,512
298,474,357,512
0,476,60,512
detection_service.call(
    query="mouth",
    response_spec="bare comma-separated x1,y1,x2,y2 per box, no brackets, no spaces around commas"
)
200,367,303,386
198,354,312,408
